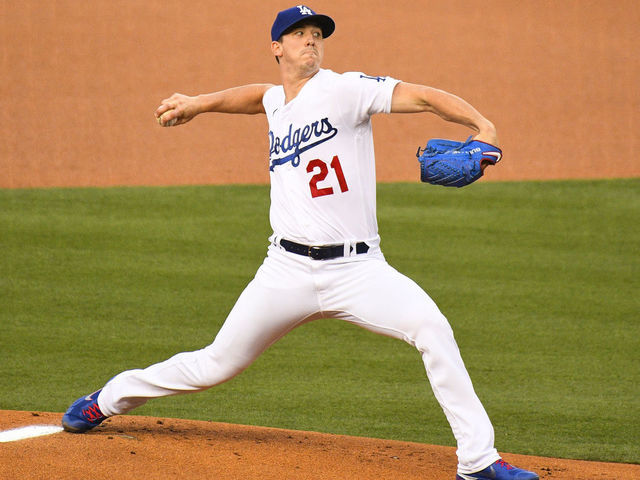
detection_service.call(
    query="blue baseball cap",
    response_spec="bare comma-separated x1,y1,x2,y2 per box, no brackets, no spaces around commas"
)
271,5,335,42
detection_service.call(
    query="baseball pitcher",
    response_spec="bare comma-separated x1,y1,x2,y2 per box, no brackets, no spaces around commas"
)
62,6,537,480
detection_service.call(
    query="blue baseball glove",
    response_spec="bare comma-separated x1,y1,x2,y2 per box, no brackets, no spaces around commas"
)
416,136,502,187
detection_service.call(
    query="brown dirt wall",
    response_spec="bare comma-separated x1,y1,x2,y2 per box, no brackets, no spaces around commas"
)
2,0,639,189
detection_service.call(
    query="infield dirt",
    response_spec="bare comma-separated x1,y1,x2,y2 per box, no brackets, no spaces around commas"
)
2,411,639,480
2,0,639,188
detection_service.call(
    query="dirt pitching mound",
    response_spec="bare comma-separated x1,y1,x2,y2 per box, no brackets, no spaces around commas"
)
1,411,638,479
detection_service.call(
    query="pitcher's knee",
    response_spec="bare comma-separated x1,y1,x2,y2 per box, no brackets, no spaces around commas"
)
190,347,253,388
411,312,456,353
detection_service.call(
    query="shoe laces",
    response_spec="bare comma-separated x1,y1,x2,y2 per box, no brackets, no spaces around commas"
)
82,403,104,422
496,459,515,470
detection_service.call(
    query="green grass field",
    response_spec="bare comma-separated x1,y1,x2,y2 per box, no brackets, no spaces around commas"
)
1,179,638,464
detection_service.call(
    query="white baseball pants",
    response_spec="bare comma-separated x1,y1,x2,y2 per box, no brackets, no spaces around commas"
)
98,243,499,473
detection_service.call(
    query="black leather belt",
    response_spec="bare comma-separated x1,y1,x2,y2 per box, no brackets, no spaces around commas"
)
279,239,369,260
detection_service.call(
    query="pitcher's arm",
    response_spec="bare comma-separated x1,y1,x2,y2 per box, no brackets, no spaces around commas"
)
156,84,274,126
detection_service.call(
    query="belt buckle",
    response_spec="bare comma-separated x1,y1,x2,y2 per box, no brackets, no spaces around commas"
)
308,246,323,260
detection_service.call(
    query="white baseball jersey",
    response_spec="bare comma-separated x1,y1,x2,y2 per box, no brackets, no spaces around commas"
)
263,69,400,245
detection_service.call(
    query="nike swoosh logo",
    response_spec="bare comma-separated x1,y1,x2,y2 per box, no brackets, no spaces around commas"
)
483,151,502,163
84,390,100,401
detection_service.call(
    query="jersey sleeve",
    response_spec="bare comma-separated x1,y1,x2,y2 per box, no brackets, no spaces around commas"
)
339,72,400,124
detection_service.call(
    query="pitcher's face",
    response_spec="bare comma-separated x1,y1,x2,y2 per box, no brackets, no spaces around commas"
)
274,23,324,75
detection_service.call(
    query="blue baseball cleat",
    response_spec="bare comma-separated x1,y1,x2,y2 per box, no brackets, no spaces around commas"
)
456,459,539,480
61,389,108,433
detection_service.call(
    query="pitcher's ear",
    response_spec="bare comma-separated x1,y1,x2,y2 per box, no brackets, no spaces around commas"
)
271,41,283,60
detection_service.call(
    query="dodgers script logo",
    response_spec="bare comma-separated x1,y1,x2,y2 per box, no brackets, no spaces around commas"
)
268,118,338,171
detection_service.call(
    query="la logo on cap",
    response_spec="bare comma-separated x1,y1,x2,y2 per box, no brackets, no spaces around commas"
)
297,5,314,15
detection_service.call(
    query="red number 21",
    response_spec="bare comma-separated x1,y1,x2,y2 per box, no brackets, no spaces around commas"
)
307,155,349,198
